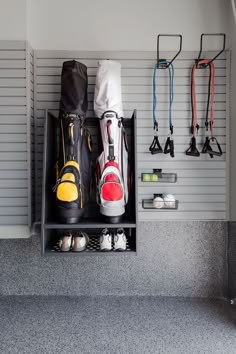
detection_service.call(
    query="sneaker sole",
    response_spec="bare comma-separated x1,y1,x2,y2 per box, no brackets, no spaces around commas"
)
60,247,71,252
72,245,87,252
114,247,126,251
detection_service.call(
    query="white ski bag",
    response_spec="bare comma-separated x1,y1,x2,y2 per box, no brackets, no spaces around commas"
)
94,60,129,222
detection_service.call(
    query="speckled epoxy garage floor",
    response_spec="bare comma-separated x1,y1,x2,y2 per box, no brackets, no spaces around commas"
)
0,296,236,354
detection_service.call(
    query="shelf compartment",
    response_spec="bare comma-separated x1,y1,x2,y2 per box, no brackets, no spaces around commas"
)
53,235,134,253
42,112,137,226
41,111,138,256
141,169,177,183
43,227,137,255
142,199,179,210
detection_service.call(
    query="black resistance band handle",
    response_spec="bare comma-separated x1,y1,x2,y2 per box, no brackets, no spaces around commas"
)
149,136,163,155
164,136,174,158
186,136,200,157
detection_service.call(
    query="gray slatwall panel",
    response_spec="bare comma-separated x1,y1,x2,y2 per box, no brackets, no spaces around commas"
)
37,84,226,95
0,206,28,215
36,75,227,86
0,134,27,143
138,160,225,169
0,116,28,124
0,188,28,197
35,108,226,120
0,97,26,105
139,186,226,194
140,195,226,203
0,78,26,87
34,51,40,221
36,57,226,69
0,152,26,160
0,142,27,151
0,181,27,189
35,49,225,62
0,170,27,178
226,52,231,221
30,47,35,224
0,161,27,170
0,216,28,224
137,120,226,128
0,60,26,69
25,42,34,227
34,50,228,221
37,92,227,102
0,198,27,207
37,67,227,77
0,107,27,114
0,88,26,95
0,51,25,60
0,125,27,133
138,178,226,187
136,211,226,220
0,41,26,50
0,40,29,227
0,69,26,77
137,153,226,162
138,169,226,178
35,101,226,112
139,203,226,212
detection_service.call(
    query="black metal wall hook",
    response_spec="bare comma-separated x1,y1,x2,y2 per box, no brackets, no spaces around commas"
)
157,34,182,68
196,33,226,68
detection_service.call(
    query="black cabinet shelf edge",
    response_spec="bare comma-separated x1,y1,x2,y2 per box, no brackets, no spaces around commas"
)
45,222,137,229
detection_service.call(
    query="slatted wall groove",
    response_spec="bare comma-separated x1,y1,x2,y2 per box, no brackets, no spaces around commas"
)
31,49,35,224
26,43,34,226
0,41,29,227
34,50,229,221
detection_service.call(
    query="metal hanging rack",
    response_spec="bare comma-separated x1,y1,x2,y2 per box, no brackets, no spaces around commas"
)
156,34,182,68
196,33,226,68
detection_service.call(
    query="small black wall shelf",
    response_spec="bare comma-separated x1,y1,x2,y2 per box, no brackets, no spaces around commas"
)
142,197,178,210
141,169,177,183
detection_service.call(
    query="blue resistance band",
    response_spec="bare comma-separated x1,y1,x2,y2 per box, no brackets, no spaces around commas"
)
153,60,174,134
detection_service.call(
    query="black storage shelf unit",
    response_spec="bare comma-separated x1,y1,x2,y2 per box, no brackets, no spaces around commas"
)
41,111,138,256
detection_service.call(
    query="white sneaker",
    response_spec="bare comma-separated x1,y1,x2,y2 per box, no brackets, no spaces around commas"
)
114,228,127,251
59,232,72,252
100,228,112,251
72,232,89,252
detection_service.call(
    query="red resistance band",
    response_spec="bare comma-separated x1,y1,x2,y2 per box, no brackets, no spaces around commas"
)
191,59,215,137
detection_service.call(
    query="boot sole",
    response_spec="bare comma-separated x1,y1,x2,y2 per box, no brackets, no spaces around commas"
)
103,215,123,224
